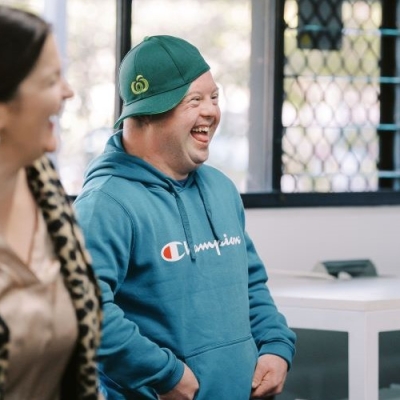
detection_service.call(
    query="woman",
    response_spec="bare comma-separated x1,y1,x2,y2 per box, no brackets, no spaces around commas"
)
0,5,102,399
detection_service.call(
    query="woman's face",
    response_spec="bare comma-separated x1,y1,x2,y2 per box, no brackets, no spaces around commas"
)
0,33,73,166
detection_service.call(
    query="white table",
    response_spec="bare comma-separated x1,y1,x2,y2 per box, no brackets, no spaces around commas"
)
268,275,400,400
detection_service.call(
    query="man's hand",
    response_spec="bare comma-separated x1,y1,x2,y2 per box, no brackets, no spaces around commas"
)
158,364,199,400
250,354,288,399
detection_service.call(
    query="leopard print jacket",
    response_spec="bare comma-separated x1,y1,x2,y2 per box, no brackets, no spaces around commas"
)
0,155,102,400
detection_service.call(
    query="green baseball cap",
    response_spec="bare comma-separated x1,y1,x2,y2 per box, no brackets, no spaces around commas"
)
114,35,210,128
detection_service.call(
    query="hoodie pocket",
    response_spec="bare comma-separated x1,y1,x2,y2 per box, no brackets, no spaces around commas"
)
185,335,258,400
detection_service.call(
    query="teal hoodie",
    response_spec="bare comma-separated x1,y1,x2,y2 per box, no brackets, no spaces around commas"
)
74,132,296,400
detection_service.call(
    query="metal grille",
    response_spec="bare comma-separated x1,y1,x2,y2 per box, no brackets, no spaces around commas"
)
281,0,399,192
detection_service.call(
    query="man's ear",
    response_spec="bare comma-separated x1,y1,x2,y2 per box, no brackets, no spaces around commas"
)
137,115,152,125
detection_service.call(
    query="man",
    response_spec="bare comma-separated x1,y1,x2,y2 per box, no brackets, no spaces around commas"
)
75,35,296,400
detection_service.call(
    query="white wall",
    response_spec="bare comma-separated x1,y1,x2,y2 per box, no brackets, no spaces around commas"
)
245,205,400,277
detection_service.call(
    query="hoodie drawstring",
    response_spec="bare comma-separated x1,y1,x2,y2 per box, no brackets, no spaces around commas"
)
195,178,222,242
167,182,197,261
167,177,223,262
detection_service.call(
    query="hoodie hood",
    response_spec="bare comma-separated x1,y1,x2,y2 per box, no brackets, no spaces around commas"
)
84,131,173,190
84,131,222,259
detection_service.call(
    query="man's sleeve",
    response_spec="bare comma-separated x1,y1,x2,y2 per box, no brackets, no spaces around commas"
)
74,190,184,394
245,229,296,368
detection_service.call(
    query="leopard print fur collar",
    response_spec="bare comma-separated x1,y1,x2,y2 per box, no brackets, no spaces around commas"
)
0,155,102,399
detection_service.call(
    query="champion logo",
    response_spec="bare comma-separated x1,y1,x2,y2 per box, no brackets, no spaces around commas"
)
161,234,242,262
161,241,190,262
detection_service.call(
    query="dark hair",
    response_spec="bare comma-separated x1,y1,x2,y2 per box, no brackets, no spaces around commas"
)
0,5,51,101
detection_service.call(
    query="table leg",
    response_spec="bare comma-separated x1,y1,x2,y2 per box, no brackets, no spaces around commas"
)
348,317,378,400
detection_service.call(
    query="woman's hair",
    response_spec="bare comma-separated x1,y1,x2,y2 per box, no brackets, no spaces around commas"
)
0,6,51,101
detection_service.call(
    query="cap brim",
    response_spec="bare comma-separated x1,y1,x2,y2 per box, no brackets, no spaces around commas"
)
114,83,190,128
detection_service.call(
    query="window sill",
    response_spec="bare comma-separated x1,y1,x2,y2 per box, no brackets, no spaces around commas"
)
241,191,400,208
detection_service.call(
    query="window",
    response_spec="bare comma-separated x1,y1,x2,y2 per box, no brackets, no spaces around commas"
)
281,0,400,192
2,0,43,14
58,0,116,194
116,0,400,207
245,0,400,207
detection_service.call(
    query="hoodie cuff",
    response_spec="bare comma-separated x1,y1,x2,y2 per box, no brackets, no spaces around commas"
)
152,356,185,395
259,341,296,370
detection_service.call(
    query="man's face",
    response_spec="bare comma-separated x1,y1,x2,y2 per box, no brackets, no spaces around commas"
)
144,71,221,180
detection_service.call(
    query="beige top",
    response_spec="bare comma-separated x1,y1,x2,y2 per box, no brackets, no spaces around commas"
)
0,211,78,400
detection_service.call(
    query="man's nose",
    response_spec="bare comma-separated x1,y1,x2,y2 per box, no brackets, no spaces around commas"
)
200,98,219,118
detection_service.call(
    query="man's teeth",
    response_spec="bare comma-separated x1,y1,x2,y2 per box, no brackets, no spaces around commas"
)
191,127,209,133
